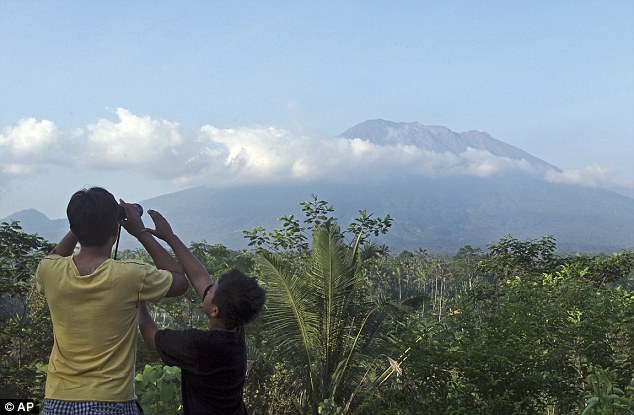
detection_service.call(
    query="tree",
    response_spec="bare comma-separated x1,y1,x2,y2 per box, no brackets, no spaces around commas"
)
451,245,484,292
0,221,54,398
255,224,394,414
243,196,394,414
243,194,392,258
478,235,560,280
368,242,634,414
566,250,634,287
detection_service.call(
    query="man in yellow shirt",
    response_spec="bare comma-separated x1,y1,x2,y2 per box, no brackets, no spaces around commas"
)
35,187,188,414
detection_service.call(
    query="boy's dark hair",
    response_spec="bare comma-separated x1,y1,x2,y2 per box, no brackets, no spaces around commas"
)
67,187,120,247
213,269,266,329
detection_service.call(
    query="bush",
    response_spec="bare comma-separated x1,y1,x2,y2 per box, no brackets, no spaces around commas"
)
135,364,182,414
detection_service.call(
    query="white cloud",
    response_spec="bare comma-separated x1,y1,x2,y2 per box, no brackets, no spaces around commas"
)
545,164,634,197
3,108,630,199
78,108,187,176
0,117,59,158
545,164,610,187
182,125,317,186
0,118,61,184
460,148,535,177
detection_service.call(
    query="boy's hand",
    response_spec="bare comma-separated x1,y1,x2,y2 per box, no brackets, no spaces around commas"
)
146,209,176,241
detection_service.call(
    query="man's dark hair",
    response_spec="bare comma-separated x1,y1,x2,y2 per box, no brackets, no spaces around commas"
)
213,269,266,329
67,187,120,247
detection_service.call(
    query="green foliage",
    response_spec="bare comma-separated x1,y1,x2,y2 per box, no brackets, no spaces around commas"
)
449,245,484,292
478,235,560,280
318,398,344,415
116,247,153,262
244,359,302,414
254,223,398,414
368,254,634,414
361,247,481,320
189,241,255,276
566,250,634,287
121,242,255,332
3,209,634,415
581,368,634,414
243,194,392,257
243,196,395,414
0,221,54,398
346,209,392,250
135,364,182,414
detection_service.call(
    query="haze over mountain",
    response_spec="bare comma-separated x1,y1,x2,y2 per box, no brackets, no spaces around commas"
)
4,120,634,254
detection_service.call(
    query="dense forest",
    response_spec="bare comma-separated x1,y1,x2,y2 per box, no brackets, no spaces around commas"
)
1,196,633,414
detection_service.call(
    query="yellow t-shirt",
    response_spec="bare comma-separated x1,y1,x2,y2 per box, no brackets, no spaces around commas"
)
35,255,173,401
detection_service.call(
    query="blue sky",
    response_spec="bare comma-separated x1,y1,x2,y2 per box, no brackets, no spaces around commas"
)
1,1,633,219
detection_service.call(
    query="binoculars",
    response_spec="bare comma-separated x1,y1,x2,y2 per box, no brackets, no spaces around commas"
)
119,203,143,220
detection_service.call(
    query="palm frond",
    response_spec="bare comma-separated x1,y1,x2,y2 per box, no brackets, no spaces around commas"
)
256,252,321,402
255,225,393,413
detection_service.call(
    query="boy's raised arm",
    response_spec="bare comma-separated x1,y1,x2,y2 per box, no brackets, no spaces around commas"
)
145,209,213,299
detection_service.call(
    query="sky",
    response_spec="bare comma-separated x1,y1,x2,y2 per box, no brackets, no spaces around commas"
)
1,1,633,220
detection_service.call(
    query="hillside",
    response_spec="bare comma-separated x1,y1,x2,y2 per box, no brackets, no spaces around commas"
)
137,177,634,254
8,177,634,255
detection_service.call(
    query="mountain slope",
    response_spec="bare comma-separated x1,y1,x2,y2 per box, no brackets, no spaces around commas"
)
14,177,632,254
134,178,634,254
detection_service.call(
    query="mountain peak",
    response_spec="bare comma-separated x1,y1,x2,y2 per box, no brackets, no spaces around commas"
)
340,120,559,173
2,208,50,223
2,208,67,239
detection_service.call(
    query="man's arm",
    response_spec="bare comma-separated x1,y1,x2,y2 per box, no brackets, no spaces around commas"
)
147,210,213,299
120,201,188,297
137,302,159,349
50,231,78,256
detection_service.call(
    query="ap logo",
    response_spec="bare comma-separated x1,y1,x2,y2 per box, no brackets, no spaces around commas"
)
1,400,37,413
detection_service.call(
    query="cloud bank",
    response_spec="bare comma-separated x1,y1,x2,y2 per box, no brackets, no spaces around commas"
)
544,164,634,197
1,108,632,196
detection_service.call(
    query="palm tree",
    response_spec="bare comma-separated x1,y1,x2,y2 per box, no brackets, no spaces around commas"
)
256,224,390,414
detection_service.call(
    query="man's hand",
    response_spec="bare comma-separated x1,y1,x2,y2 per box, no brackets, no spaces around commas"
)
119,199,146,238
146,209,176,241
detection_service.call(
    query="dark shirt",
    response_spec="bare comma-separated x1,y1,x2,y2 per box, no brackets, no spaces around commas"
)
155,327,247,415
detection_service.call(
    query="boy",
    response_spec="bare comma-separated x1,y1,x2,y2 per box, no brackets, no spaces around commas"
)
36,187,188,414
137,209,265,415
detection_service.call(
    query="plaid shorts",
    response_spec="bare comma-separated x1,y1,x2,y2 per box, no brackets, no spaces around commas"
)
42,399,143,415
